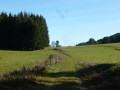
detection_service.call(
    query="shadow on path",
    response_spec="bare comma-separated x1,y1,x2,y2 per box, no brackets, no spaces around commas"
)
0,70,87,90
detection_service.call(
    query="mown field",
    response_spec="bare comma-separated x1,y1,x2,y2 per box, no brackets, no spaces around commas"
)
0,43,120,90
0,48,55,75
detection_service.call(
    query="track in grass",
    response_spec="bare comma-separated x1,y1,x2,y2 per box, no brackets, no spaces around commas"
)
37,51,87,90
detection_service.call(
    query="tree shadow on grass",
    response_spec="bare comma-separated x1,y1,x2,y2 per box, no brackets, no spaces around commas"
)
77,64,115,77
41,71,77,78
2,63,119,90
41,71,82,90
77,63,120,90
0,71,85,90
0,78,38,90
52,81,81,90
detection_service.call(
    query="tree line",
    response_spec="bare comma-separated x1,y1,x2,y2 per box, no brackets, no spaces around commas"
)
76,33,120,46
0,12,49,50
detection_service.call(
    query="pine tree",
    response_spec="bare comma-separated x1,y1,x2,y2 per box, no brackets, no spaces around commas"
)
0,12,49,50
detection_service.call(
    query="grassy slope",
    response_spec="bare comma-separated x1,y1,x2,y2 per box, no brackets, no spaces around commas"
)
36,43,120,90
77,62,120,90
58,43,120,90
60,44,120,64
0,48,55,75
35,53,82,90
101,43,120,50
0,43,120,90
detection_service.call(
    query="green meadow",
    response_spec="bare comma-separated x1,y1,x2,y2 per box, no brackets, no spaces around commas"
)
0,43,120,90
0,49,55,75
31,43,120,90
60,44,120,64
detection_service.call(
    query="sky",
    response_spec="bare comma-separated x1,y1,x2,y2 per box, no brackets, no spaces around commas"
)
0,0,120,46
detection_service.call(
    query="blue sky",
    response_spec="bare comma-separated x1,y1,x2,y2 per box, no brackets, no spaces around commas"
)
0,0,120,46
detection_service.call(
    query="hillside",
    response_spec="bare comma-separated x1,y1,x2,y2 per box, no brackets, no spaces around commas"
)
62,43,120,63
0,48,55,75
0,43,120,90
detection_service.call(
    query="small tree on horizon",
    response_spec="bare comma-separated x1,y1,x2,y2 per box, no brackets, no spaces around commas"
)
56,40,59,47
87,38,96,45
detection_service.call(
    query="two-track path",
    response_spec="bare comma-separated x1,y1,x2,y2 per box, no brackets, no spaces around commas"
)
36,49,87,90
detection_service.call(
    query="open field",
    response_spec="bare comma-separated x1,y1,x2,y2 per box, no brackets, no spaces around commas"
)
0,43,120,90
60,43,120,64
101,43,120,50
0,48,55,75
59,43,120,90
32,43,120,90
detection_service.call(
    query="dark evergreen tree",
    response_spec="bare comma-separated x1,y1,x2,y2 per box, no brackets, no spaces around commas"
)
0,12,49,50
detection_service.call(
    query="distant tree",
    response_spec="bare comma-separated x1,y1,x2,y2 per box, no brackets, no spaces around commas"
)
77,33,120,46
56,40,59,47
110,36,116,43
76,42,87,46
115,33,120,42
102,37,110,44
87,38,96,45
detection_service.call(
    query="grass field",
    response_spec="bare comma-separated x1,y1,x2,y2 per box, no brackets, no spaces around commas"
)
60,44,120,63
59,43,120,90
31,43,120,90
0,43,120,90
0,48,55,75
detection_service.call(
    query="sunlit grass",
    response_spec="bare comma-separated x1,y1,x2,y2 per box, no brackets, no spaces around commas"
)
0,49,55,75
35,43,120,90
0,43,120,89
57,43,120,90
59,43,120,64
36,52,82,90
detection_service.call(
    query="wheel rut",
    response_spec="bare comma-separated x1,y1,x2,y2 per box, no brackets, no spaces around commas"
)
44,48,87,90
